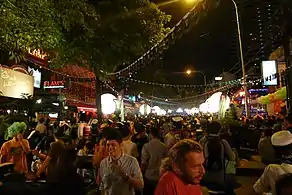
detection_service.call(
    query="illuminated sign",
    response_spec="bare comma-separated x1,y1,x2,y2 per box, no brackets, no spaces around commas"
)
261,61,278,86
28,48,47,60
0,67,34,99
44,81,65,89
28,66,41,88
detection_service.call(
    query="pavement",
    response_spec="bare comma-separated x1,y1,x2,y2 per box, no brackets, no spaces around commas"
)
202,155,265,195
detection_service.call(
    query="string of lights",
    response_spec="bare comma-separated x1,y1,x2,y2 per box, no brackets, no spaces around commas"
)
148,84,239,102
120,71,278,89
27,58,95,80
121,76,241,88
146,72,278,102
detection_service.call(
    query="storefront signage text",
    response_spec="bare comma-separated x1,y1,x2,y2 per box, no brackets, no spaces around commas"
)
0,67,34,99
28,48,47,60
44,81,65,89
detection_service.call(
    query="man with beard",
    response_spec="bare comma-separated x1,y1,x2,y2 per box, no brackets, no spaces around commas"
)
155,139,205,195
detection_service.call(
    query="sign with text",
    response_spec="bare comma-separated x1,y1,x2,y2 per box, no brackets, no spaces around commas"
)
261,60,278,86
28,48,47,60
43,80,65,89
0,67,34,99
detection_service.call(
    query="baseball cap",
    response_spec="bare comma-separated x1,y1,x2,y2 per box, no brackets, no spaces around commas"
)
271,130,292,146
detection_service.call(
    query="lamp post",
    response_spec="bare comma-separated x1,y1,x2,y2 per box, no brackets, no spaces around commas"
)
231,0,250,118
186,70,207,92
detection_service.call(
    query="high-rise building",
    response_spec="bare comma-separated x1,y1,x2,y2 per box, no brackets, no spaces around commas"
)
230,0,282,75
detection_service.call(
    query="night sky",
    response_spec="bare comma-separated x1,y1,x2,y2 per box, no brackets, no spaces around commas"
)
138,0,239,86
130,0,283,97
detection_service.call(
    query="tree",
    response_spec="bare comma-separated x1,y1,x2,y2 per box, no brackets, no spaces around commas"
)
48,0,171,120
0,0,64,64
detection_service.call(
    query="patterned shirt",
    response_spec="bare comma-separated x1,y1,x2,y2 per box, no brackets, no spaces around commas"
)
0,139,30,174
99,153,143,195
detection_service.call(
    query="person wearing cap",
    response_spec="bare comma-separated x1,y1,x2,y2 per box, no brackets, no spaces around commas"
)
252,130,292,195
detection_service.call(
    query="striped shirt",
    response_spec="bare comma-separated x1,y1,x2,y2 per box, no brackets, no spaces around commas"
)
99,153,143,195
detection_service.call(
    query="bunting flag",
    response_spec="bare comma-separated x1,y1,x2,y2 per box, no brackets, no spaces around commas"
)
148,84,240,101
120,72,280,89
106,1,209,78
121,76,241,88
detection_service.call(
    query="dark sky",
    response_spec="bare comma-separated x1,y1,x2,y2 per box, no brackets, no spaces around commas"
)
138,0,239,85
129,0,284,97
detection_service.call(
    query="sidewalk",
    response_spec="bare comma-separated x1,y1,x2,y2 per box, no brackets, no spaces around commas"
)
237,155,265,177
202,155,265,194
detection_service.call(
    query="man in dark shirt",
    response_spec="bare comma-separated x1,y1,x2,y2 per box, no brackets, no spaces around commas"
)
131,123,149,162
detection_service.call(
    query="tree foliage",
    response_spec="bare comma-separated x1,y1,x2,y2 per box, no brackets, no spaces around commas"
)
0,0,64,63
51,0,171,73
0,0,171,72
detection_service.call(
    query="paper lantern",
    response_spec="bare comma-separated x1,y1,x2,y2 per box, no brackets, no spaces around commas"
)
101,93,117,114
139,104,151,115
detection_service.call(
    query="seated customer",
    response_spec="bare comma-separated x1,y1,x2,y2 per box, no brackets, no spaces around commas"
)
252,131,292,195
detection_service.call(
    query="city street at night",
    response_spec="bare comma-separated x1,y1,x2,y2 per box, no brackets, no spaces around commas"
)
0,0,292,195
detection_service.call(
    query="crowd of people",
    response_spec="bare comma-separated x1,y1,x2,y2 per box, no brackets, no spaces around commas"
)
0,114,292,195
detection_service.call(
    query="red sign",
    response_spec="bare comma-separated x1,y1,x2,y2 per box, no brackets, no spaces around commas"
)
44,81,65,89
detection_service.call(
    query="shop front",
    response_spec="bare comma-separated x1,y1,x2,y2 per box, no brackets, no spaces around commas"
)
0,65,34,117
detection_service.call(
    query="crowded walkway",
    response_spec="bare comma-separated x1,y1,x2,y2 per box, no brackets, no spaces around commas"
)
0,114,292,195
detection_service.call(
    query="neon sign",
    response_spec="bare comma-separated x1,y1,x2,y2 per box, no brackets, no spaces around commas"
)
28,48,47,60
44,81,65,89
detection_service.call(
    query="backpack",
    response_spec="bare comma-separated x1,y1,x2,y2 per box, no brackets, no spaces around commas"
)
203,136,225,172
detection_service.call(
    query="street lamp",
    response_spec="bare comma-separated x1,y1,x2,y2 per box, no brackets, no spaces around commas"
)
186,69,192,75
185,69,207,88
231,0,250,118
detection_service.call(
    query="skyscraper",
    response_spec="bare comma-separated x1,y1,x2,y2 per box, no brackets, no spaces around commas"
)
231,0,282,75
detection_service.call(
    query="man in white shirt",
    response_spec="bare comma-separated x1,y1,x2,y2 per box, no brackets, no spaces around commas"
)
99,130,143,195
251,130,292,195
